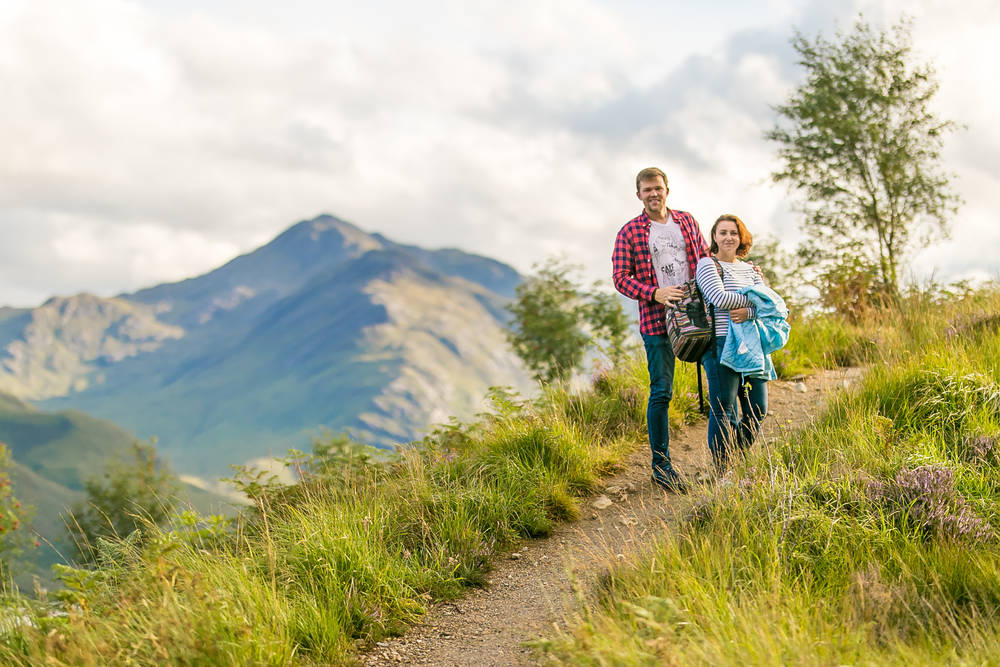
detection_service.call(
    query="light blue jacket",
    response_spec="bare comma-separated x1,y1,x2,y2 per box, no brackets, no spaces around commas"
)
720,284,790,380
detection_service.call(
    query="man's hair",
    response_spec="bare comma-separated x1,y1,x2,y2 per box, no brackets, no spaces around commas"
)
635,167,668,191
709,214,754,258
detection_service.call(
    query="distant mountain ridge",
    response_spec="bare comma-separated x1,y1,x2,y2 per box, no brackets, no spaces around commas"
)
0,215,530,477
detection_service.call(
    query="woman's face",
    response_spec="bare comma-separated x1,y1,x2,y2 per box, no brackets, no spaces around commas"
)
714,220,741,254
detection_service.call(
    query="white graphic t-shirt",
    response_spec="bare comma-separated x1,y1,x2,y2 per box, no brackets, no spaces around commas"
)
649,214,689,288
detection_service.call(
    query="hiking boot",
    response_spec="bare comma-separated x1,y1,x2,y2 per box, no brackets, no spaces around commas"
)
651,472,689,494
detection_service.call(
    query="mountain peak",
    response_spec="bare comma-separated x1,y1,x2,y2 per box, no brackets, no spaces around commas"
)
276,214,385,255
4,212,528,476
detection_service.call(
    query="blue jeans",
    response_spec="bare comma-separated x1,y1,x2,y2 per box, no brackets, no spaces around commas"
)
641,333,676,480
701,336,768,471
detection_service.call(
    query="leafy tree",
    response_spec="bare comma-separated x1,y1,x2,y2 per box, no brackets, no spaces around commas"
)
506,257,632,383
68,441,179,563
767,16,961,300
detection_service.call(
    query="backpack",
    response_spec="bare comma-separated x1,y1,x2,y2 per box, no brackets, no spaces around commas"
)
664,258,722,362
664,258,723,414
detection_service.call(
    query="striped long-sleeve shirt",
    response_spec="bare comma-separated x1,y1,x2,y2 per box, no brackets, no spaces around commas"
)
695,257,763,337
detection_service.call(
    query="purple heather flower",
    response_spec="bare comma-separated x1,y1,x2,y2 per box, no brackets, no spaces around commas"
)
963,435,998,463
869,464,994,543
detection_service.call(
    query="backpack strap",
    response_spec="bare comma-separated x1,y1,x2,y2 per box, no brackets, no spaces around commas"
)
698,258,725,416
697,360,705,415
709,257,724,358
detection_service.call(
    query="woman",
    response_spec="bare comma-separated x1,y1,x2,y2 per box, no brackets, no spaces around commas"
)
695,214,771,472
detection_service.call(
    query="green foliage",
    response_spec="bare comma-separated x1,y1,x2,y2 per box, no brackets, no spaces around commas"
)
225,433,400,516
0,397,148,586
582,288,633,362
506,257,632,383
862,367,1000,438
160,510,234,553
768,16,961,299
771,280,1000,378
297,432,396,483
67,442,179,564
818,255,896,322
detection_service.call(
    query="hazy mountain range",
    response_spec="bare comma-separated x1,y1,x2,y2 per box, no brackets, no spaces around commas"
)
0,215,532,484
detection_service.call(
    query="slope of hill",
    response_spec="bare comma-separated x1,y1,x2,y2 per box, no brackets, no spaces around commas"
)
0,215,531,478
0,392,138,490
0,390,236,587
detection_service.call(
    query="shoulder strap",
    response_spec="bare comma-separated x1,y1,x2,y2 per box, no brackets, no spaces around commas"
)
708,256,723,356
711,256,724,279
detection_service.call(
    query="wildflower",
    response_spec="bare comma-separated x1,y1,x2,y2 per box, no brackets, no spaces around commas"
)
621,386,643,408
868,464,994,542
685,494,714,525
592,370,613,394
962,435,998,463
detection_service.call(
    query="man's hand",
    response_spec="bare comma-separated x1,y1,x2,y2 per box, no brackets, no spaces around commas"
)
730,307,750,324
747,261,766,283
654,286,684,307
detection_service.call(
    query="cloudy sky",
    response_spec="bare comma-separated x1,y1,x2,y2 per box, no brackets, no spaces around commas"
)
2,0,997,306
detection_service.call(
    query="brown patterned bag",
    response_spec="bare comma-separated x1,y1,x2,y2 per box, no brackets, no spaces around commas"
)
664,258,722,362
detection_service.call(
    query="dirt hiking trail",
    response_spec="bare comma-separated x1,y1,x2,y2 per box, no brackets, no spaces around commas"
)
363,367,864,666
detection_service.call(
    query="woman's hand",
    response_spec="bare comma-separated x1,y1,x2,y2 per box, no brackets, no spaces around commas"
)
730,307,750,324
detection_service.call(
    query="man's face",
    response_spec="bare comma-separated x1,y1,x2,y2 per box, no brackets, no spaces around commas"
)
636,177,668,215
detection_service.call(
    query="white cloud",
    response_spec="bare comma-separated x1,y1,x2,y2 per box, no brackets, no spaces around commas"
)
0,0,997,305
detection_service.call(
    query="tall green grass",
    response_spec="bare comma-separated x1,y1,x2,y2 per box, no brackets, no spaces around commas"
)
773,282,1000,378
0,354,699,665
537,287,1000,664
772,312,875,377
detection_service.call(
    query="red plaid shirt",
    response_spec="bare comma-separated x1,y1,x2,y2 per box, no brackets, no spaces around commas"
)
612,209,709,336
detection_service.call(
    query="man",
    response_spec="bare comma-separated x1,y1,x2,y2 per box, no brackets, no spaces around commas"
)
612,167,708,492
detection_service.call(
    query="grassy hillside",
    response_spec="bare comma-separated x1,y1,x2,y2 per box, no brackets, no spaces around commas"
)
0,284,994,665
539,287,1000,664
0,394,137,491
0,350,704,664
6,460,232,583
